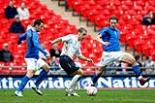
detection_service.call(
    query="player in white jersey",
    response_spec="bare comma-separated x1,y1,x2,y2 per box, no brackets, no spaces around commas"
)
51,27,93,96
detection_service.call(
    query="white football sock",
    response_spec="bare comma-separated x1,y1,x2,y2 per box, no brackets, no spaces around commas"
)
68,75,81,92
138,75,143,80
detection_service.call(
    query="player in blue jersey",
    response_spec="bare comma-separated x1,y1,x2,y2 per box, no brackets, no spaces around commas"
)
15,19,50,96
92,16,150,87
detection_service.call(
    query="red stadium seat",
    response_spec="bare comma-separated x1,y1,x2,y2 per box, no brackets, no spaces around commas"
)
68,0,155,62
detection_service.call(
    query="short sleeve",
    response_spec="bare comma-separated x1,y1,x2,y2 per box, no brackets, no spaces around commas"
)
61,34,72,42
76,48,82,57
46,50,50,57
98,28,107,37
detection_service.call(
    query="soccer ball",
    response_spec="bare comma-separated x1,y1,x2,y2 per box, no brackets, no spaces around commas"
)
86,86,98,96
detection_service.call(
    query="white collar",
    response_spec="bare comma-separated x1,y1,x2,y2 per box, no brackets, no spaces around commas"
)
31,27,36,31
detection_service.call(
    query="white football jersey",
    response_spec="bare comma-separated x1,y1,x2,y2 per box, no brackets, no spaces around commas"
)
61,34,82,59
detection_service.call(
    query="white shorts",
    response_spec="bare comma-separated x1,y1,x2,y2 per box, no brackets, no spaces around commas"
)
96,51,123,67
25,58,48,71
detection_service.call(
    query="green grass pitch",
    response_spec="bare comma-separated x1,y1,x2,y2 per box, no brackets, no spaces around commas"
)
1,89,155,103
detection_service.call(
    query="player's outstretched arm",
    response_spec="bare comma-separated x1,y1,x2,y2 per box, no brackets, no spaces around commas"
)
33,33,47,56
51,34,72,45
18,33,27,44
78,55,93,62
93,34,110,46
50,38,62,45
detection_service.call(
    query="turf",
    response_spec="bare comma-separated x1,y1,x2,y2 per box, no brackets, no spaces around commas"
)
0,89,155,103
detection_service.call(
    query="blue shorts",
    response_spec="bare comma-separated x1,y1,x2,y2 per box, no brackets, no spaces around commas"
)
60,55,79,75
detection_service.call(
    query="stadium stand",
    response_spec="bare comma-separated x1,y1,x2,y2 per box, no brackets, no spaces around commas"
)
66,0,155,60
0,0,101,75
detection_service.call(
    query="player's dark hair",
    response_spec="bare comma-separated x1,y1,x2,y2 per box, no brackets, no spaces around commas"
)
78,27,87,33
109,16,118,23
135,55,140,61
153,13,155,18
33,19,43,27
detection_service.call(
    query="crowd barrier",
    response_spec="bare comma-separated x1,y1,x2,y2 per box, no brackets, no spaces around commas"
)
0,66,155,89
0,75,155,89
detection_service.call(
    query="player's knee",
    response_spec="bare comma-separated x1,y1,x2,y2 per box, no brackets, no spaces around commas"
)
97,66,105,74
97,66,105,71
120,53,136,65
100,66,106,71
80,71,84,76
73,69,84,76
26,70,34,78
78,69,84,76
42,65,50,72
132,62,139,66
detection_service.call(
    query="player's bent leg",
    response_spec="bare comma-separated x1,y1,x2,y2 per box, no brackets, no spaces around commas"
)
32,86,43,96
15,70,34,97
66,69,83,96
72,69,84,75
27,69,35,78
132,64,150,85
15,91,23,97
119,53,136,65
42,65,50,72
120,53,142,75
120,53,150,85
35,65,49,86
32,65,50,96
92,66,105,86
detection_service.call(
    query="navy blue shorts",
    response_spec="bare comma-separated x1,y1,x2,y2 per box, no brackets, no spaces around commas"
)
59,55,79,75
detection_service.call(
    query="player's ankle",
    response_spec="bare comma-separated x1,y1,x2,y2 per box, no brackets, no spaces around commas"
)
91,84,95,86
138,75,143,80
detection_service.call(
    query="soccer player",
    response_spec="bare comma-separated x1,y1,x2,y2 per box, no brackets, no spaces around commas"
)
15,19,50,96
92,16,150,87
51,27,93,96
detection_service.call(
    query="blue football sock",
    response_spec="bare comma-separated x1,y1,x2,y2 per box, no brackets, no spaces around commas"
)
35,69,48,88
132,65,142,76
92,72,102,86
18,75,30,91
